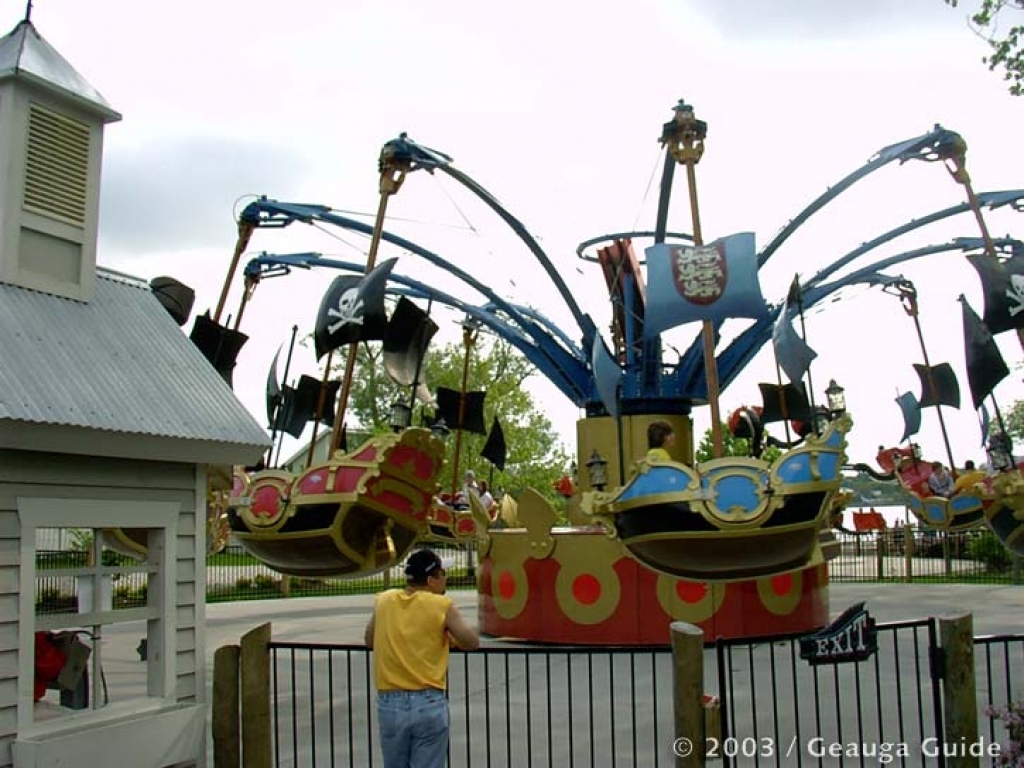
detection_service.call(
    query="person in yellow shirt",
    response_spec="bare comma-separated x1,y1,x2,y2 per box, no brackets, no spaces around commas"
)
364,548,479,768
647,420,676,461
952,460,987,494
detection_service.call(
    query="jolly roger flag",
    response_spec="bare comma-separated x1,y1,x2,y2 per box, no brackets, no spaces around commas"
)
961,295,1009,410
966,250,1024,335
313,258,398,360
913,362,961,409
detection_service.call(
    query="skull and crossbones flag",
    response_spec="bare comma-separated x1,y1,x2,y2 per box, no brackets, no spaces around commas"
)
966,251,1024,335
480,417,507,471
314,258,398,359
960,295,1009,410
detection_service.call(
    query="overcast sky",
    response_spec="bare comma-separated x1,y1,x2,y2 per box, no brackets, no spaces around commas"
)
8,0,1023,470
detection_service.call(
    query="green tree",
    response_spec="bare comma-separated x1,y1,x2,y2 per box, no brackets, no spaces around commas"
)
945,0,1024,95
339,334,571,503
1001,398,1024,443
693,425,784,463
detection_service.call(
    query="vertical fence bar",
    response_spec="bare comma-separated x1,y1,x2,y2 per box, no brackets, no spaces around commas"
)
670,622,704,768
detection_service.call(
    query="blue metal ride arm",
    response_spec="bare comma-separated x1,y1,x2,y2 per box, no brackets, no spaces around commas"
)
673,189,1024,399
802,190,1024,291
238,198,591,398
380,134,598,353
757,125,968,268
705,236,1024,399
242,251,592,405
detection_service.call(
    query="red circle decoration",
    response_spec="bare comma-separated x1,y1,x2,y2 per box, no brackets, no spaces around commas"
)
676,581,708,603
497,570,517,600
770,573,792,596
572,574,601,605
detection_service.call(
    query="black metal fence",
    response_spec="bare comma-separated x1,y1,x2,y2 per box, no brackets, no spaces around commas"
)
711,619,944,767
974,633,1024,755
266,617,1024,768
268,642,679,768
829,529,1021,584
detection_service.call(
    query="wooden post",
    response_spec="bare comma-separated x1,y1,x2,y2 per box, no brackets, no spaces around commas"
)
240,623,272,768
670,621,705,767
212,644,241,768
939,613,979,768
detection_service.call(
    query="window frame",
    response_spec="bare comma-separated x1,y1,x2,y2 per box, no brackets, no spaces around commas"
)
17,497,179,735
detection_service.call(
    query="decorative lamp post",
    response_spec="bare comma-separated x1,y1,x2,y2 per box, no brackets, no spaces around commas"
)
586,449,608,491
825,379,846,418
389,401,412,433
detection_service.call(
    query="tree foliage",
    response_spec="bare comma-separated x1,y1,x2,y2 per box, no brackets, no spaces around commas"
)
339,333,571,503
693,425,784,464
1001,398,1024,443
946,0,1024,95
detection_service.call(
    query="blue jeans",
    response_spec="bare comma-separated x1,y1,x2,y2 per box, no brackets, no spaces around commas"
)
377,688,449,768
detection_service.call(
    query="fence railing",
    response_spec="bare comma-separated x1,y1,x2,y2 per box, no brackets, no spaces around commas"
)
974,633,1024,753
711,619,944,767
267,641,680,768
249,617,1019,768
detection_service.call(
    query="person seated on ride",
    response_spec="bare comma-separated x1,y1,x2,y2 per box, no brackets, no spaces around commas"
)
952,459,987,494
646,420,675,462
927,462,954,498
477,480,497,520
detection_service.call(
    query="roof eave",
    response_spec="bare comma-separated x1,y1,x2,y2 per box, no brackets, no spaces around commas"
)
0,68,121,122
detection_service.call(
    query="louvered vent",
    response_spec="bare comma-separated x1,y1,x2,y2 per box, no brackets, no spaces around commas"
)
22,104,90,227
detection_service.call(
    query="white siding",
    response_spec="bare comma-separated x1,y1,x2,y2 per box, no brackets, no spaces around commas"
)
0,449,204,768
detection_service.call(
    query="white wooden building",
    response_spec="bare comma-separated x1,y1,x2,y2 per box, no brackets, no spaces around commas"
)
0,16,270,768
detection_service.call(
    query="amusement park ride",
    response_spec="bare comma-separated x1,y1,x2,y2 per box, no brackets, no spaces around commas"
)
150,101,1024,644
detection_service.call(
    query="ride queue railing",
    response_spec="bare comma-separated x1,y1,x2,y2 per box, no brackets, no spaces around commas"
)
259,620,1021,767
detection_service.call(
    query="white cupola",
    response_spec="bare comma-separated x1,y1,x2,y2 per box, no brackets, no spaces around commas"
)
0,14,120,302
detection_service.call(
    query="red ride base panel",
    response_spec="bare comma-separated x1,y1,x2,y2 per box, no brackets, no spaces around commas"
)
477,545,829,645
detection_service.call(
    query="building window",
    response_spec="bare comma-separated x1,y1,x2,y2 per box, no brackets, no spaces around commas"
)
18,498,179,731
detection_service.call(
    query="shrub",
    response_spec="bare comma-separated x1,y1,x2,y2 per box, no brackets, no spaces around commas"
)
967,531,1013,571
986,701,1024,765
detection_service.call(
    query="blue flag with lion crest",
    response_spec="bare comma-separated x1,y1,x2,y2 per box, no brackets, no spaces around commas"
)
644,232,767,340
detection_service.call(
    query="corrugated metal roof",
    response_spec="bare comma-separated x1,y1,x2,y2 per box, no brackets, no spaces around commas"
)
0,20,120,120
0,270,270,452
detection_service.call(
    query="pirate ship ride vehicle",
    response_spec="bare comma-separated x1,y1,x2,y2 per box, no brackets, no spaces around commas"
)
226,428,447,577
875,444,986,532
586,414,850,581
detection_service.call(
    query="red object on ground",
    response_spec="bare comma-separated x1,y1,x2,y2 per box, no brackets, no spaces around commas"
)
34,632,66,701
